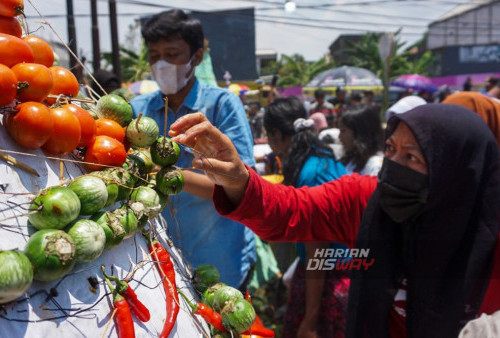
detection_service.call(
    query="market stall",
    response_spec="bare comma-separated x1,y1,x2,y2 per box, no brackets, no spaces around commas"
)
0,119,210,337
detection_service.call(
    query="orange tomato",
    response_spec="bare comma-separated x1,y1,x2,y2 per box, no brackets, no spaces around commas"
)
0,64,17,106
12,63,53,102
0,0,23,17
0,15,21,37
4,102,53,149
46,66,79,104
95,118,125,143
64,103,96,147
0,33,34,67
84,135,127,171
42,106,81,156
22,35,54,67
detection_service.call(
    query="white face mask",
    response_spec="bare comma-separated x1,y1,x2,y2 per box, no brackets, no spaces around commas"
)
151,57,194,95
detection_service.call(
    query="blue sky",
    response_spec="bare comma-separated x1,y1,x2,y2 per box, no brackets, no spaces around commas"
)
23,0,470,66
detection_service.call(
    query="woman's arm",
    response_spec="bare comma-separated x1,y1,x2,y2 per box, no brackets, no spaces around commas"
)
214,168,376,245
170,113,377,244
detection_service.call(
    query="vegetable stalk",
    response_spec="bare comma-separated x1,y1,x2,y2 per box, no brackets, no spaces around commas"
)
178,288,227,332
102,269,135,338
101,266,150,322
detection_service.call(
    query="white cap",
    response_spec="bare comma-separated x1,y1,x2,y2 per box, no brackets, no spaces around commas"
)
385,96,427,121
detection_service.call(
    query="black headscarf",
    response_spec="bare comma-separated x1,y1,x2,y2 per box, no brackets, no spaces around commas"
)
346,103,500,337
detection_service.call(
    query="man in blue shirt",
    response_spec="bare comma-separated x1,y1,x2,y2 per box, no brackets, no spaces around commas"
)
131,9,256,288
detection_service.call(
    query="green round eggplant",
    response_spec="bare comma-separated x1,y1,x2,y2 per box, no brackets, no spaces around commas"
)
24,229,76,282
103,168,135,201
28,186,81,230
150,137,180,167
130,186,161,219
126,116,159,148
156,166,184,195
202,282,226,308
221,298,256,333
68,176,108,215
114,206,139,238
213,285,244,312
96,94,133,126
91,211,126,249
66,220,106,263
194,264,220,293
0,251,33,304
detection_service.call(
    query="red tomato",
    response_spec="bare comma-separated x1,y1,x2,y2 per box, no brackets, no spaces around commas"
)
4,102,53,149
0,33,34,67
0,15,21,37
22,35,54,67
46,66,79,104
12,63,53,102
42,107,81,156
0,64,17,106
84,135,127,171
95,118,125,143
0,0,23,17
64,103,96,147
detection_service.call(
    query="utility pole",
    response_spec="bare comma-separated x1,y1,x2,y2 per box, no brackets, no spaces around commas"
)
108,0,121,82
66,0,82,80
90,0,100,71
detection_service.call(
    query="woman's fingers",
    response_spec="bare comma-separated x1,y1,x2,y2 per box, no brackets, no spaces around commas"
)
169,112,207,136
169,112,250,203
170,121,216,148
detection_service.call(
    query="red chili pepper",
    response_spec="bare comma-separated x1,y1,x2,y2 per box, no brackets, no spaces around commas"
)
102,268,135,338
102,266,151,322
242,290,275,337
242,326,276,337
149,240,179,338
178,288,227,332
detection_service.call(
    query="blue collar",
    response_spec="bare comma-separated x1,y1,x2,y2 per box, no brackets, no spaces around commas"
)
149,78,203,113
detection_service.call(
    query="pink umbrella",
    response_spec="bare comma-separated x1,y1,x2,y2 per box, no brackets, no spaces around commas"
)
391,74,437,93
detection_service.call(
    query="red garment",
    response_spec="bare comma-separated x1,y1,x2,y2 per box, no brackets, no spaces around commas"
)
213,168,500,335
214,169,376,247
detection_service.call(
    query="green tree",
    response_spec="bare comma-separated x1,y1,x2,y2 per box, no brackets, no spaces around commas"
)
277,54,335,87
343,30,434,78
102,43,150,83
101,22,150,83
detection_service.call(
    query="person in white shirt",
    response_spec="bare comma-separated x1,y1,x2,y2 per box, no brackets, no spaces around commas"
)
338,105,384,175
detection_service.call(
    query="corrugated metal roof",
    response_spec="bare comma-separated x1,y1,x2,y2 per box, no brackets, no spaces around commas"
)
433,0,495,23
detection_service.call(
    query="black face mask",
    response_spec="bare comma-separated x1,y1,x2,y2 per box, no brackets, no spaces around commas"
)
378,158,429,223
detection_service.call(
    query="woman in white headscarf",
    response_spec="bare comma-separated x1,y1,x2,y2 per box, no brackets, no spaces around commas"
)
385,96,426,122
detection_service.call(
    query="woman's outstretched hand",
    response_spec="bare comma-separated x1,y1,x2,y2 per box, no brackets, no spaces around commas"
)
169,113,250,206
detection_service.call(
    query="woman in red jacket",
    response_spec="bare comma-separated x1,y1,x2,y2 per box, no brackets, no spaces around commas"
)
170,104,500,338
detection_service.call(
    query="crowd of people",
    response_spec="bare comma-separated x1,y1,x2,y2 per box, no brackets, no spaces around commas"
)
88,7,500,338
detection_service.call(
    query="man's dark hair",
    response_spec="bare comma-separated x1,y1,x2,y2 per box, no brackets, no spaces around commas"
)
141,9,204,56
314,89,326,99
92,69,120,96
349,93,362,103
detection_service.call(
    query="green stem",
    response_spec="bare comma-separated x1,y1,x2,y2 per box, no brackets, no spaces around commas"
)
101,265,129,299
101,265,121,284
177,288,198,313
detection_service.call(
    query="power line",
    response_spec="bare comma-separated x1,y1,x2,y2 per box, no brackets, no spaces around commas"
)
109,0,435,24
32,0,494,38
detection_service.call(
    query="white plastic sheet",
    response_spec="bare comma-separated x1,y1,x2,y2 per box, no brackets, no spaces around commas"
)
0,120,209,338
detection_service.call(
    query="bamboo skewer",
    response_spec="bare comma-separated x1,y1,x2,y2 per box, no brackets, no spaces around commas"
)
0,151,40,177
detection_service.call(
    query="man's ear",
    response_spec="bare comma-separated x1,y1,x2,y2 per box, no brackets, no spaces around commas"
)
192,48,204,67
